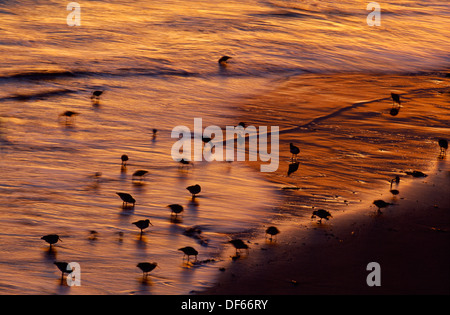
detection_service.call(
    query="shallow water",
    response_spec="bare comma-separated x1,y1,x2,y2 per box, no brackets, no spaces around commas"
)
0,0,449,294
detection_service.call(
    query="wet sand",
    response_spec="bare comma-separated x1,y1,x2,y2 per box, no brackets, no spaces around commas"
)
201,72,450,295
202,159,450,295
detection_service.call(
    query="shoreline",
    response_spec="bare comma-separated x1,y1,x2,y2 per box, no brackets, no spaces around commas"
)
201,160,450,295
201,158,450,294
198,70,450,295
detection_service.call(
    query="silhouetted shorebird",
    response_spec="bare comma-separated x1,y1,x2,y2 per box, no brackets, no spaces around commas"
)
265,226,280,242
41,234,62,248
390,93,402,116
91,90,103,99
391,93,401,106
132,170,148,182
59,110,79,125
229,239,249,255
373,199,392,213
393,175,400,184
405,170,427,178
54,261,71,283
311,209,332,223
132,219,152,236
116,192,136,207
121,154,129,166
137,262,158,278
178,246,198,262
218,56,232,66
179,158,191,167
168,204,184,217
91,90,103,105
186,184,201,198
290,143,300,161
438,139,448,158
202,136,212,144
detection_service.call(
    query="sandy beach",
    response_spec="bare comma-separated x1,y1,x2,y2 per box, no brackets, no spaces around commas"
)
1,0,450,296
201,71,450,295
201,158,450,295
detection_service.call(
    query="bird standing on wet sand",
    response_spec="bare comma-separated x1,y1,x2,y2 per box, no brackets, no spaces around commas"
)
178,246,198,262
290,143,300,161
91,90,103,99
91,90,103,105
311,209,332,224
229,239,249,255
41,234,62,248
116,192,136,207
168,204,184,217
59,110,79,125
373,199,392,213
186,184,201,198
54,261,71,283
391,92,401,106
265,226,280,242
438,139,448,158
137,262,158,278
132,170,148,182
218,56,232,66
121,154,129,167
132,219,152,237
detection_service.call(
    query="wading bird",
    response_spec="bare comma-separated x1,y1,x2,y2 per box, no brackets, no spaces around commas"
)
178,246,198,262
290,143,300,161
218,56,232,66
132,170,148,182
132,219,152,237
265,226,280,242
59,110,79,125
116,192,136,207
391,92,401,106
373,199,392,213
438,139,448,158
311,209,332,224
168,204,184,217
121,154,129,167
54,261,71,283
91,90,103,105
390,93,402,116
405,170,427,178
136,262,158,278
41,234,62,248
186,184,201,198
229,239,249,255
91,90,103,99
